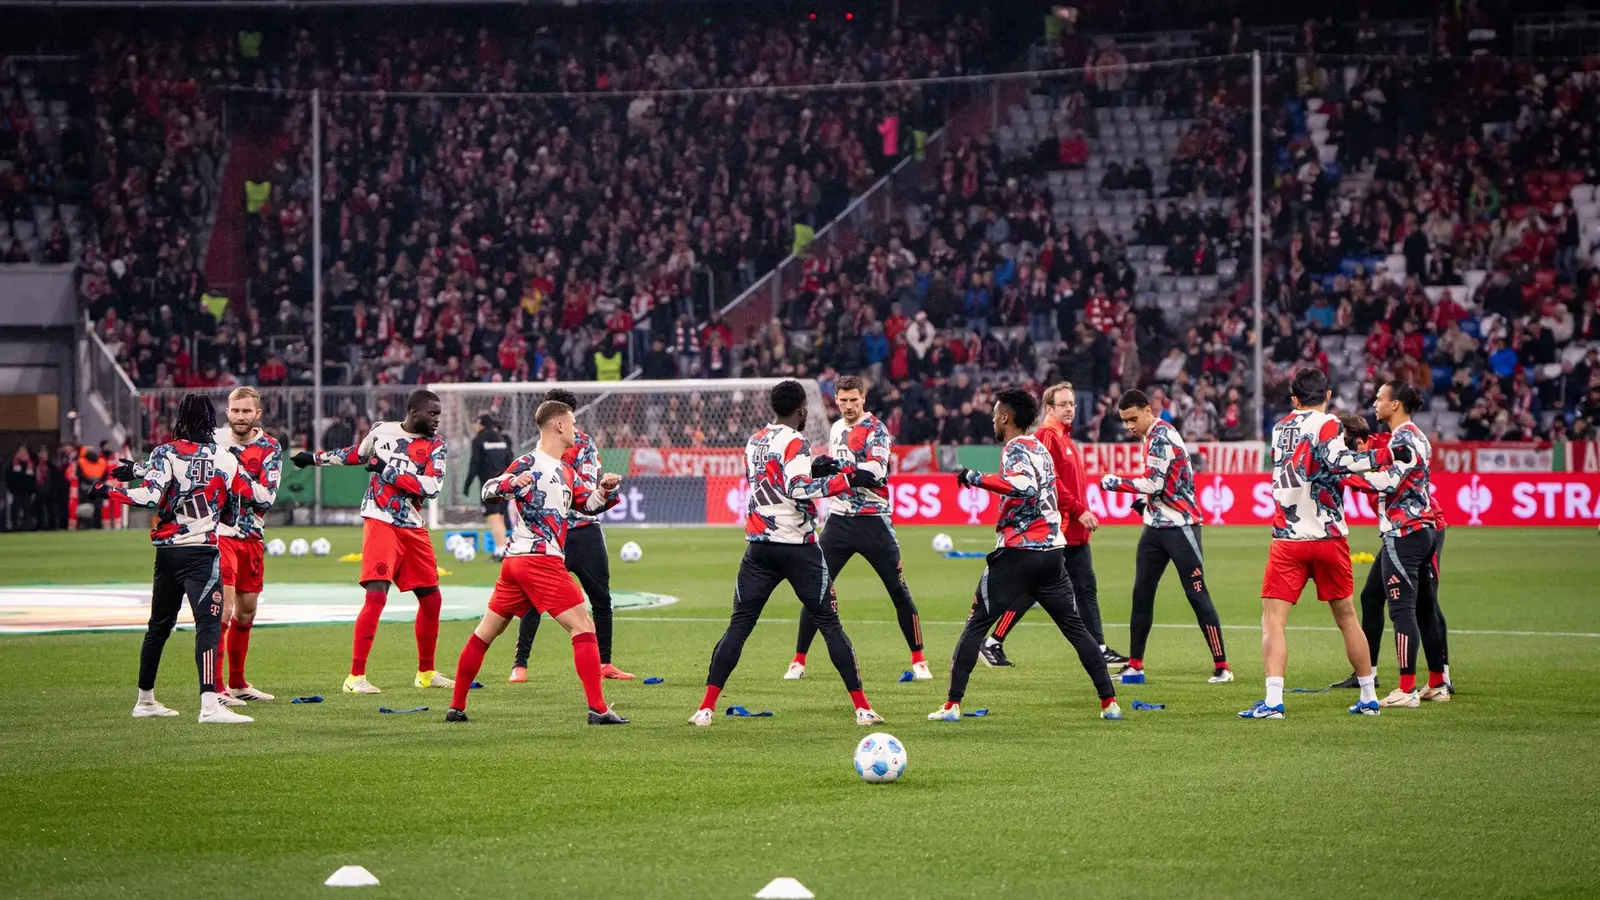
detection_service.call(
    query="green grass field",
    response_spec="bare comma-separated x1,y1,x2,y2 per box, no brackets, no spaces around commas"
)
1,524,1598,899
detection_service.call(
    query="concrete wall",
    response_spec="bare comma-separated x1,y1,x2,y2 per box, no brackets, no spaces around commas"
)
0,265,79,442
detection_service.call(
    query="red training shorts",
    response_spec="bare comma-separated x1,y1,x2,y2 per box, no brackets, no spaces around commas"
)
219,536,265,594
359,518,439,591
488,554,586,619
1262,537,1354,603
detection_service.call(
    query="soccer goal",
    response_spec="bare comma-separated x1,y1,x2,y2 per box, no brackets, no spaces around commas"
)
426,378,830,529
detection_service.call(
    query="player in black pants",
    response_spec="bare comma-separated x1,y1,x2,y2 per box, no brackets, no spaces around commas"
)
510,389,633,681
691,380,881,726
1099,390,1230,684
91,393,257,724
933,388,1120,721
788,376,926,681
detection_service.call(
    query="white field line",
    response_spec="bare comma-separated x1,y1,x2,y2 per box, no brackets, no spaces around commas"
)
613,615,1600,640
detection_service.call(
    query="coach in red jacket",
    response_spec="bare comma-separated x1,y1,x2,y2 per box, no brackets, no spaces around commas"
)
978,382,1131,670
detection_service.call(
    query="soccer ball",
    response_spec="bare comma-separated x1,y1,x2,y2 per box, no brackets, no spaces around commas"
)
311,538,331,557
288,539,309,557
453,542,477,563
444,534,467,553
854,732,908,784
932,533,954,553
266,539,286,557
619,541,643,563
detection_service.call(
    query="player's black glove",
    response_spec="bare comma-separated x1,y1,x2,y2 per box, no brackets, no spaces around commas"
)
846,468,882,489
290,451,315,468
109,460,138,482
810,456,843,478
954,466,980,487
1132,498,1148,516
365,457,387,474
1389,443,1414,464
84,481,111,500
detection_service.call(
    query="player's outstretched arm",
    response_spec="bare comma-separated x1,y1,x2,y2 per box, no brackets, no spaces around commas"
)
573,471,622,514
1100,440,1169,496
956,443,1040,498
783,438,851,500
1317,418,1398,477
108,446,175,508
481,454,534,501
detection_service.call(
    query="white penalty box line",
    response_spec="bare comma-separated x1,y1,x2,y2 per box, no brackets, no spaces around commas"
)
613,616,1600,640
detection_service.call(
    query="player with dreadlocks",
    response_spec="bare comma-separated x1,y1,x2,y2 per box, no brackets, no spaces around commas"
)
87,393,260,723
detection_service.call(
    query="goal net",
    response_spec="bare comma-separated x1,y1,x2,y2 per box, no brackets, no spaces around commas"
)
427,378,830,528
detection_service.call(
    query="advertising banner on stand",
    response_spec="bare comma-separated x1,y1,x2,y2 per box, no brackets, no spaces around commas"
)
1431,442,1553,474
706,473,1600,528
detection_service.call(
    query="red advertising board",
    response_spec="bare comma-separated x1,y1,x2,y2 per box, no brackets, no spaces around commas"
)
705,473,1600,528
890,444,940,473
629,447,746,478
1080,441,1263,476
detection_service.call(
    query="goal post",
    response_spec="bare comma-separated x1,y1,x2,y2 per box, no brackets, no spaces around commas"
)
426,378,831,529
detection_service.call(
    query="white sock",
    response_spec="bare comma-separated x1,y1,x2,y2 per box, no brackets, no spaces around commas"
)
1358,673,1377,704
1264,676,1284,707
1443,664,1451,684
138,688,155,704
1099,644,1107,652
200,691,220,714
983,636,1000,648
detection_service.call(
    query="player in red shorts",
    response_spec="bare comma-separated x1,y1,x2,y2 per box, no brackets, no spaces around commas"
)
1241,368,1407,719
443,399,626,725
213,386,282,703
291,390,452,694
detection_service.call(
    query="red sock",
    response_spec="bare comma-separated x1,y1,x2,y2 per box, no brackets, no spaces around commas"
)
351,589,387,676
943,701,958,710
792,652,807,665
849,689,870,711
570,632,607,713
1215,661,1230,671
227,622,253,689
1129,657,1144,670
1399,673,1417,693
452,634,488,711
699,684,722,711
414,588,442,672
1101,696,1118,709
215,620,229,689
1427,671,1444,689
910,649,926,665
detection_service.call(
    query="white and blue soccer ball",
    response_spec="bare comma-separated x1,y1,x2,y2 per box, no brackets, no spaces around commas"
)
453,542,477,563
619,541,643,563
288,538,310,557
265,538,287,557
311,538,331,557
444,534,468,553
931,533,954,553
854,732,908,784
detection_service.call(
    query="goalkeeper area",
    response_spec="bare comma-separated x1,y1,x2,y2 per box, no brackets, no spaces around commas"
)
2,524,1598,899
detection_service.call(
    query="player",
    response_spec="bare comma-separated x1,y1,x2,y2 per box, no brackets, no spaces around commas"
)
786,376,928,681
213,386,282,703
461,414,514,560
690,380,883,727
291,389,452,694
978,381,1129,671
1099,389,1230,684
933,388,1121,721
1239,368,1403,719
1330,411,1454,696
509,389,635,683
90,393,257,723
444,400,627,724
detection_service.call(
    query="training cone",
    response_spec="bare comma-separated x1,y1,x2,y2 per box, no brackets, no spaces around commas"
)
324,865,380,888
755,877,814,899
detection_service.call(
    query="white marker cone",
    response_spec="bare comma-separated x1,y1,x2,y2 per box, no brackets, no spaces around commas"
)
755,876,814,899
324,865,380,887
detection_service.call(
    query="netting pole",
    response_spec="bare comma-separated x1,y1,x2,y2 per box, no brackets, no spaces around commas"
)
311,87,324,525
1250,51,1264,440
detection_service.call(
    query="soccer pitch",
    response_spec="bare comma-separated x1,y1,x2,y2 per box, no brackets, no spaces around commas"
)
1,525,1597,899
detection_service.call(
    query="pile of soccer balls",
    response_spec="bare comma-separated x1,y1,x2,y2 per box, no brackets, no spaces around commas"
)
443,534,478,562
266,538,332,557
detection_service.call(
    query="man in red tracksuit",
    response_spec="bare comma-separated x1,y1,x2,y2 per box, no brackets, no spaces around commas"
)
980,382,1130,670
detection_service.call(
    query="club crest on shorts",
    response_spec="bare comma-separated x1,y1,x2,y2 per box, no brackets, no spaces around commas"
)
376,562,390,576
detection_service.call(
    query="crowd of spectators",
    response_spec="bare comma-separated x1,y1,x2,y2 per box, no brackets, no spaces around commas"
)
15,7,1600,450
